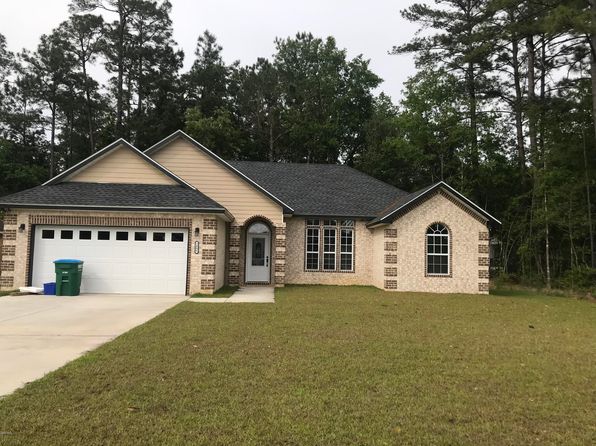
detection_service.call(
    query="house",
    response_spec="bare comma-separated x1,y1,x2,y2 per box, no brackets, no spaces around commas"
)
0,130,499,295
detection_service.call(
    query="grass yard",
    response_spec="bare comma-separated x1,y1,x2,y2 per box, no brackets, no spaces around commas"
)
0,290,15,297
0,286,594,445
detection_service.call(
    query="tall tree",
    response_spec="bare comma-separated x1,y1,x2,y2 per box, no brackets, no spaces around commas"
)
274,33,380,163
20,32,77,176
184,30,232,118
394,0,496,198
57,14,105,153
70,0,137,136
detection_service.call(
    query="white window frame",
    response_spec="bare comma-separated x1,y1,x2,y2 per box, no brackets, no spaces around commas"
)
426,223,450,276
322,226,337,271
305,226,320,271
340,227,354,272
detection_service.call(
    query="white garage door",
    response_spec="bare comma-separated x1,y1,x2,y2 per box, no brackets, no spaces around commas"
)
32,226,188,295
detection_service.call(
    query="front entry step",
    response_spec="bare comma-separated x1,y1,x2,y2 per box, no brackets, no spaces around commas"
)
189,287,275,303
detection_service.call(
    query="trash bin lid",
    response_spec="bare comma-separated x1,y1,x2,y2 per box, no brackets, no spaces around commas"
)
53,259,84,264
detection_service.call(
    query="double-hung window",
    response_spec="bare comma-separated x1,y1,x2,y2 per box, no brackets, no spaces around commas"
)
340,220,354,271
305,219,320,271
323,225,337,270
304,219,355,272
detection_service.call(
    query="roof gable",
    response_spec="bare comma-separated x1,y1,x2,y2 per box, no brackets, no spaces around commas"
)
45,139,195,189
145,131,293,213
368,182,501,227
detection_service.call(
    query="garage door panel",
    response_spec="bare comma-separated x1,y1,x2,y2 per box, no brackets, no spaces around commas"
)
32,226,188,295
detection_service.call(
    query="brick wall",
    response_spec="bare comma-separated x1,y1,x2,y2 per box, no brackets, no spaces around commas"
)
0,209,225,295
0,213,17,291
378,192,490,294
226,217,286,287
285,218,374,286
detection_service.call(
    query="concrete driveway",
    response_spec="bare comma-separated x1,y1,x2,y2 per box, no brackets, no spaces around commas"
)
0,294,187,397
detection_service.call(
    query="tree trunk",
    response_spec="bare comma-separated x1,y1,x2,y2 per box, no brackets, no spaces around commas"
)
50,102,56,178
511,37,525,173
526,35,538,163
590,1,596,146
268,117,274,162
583,128,595,268
116,3,126,135
467,61,478,170
544,185,551,289
81,56,95,153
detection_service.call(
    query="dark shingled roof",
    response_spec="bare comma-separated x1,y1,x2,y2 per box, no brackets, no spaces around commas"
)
228,161,408,218
0,182,226,212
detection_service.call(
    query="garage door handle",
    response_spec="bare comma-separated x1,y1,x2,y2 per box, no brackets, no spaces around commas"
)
266,256,269,267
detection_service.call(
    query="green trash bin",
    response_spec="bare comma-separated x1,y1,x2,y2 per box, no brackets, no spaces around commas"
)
54,259,84,296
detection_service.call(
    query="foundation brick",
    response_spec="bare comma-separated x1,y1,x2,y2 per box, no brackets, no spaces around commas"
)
0,276,14,288
384,267,397,277
384,279,398,289
478,282,489,292
201,279,215,290
479,269,489,279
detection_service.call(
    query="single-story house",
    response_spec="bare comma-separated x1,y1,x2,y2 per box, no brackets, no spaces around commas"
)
0,130,499,295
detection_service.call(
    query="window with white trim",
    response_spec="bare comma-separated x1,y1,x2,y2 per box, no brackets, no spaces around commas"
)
304,219,355,272
305,221,320,271
340,227,354,271
426,223,449,275
323,227,336,270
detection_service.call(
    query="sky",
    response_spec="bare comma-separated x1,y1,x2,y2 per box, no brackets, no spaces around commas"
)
0,0,419,101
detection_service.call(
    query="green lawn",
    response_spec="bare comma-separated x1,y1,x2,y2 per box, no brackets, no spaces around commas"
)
0,290,15,297
0,286,595,445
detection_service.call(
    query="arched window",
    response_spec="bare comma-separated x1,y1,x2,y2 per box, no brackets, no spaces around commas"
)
426,223,449,275
247,222,270,235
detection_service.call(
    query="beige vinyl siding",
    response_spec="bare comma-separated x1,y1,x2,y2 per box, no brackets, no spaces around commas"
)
68,144,177,185
152,138,283,225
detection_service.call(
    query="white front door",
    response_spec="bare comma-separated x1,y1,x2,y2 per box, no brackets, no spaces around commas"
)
31,226,188,294
245,223,271,283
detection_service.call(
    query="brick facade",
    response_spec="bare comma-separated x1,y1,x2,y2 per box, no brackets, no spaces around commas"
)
377,193,490,294
285,219,374,286
0,209,225,295
0,192,491,295
225,217,286,287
